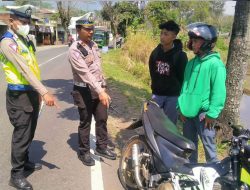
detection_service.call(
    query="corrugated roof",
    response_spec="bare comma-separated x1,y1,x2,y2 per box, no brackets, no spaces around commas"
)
31,15,42,21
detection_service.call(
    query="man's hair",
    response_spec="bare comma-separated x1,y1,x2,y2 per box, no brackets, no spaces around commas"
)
9,14,30,23
159,20,180,35
76,25,82,30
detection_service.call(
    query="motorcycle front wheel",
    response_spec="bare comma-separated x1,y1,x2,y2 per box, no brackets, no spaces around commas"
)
118,135,152,190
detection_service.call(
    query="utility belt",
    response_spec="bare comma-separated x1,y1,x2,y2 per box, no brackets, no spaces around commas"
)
74,81,106,88
7,84,33,91
74,81,88,88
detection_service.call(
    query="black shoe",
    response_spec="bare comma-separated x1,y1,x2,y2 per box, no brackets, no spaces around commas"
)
95,148,116,160
9,177,33,190
24,161,42,171
107,141,116,150
78,152,95,166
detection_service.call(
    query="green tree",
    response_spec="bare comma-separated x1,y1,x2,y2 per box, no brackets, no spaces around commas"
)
15,0,52,9
144,2,178,31
57,1,72,41
116,2,141,36
101,1,140,48
101,1,119,48
209,0,225,31
15,0,29,6
144,1,211,33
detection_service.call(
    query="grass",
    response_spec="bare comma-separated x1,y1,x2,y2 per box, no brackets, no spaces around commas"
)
198,138,229,162
102,49,151,108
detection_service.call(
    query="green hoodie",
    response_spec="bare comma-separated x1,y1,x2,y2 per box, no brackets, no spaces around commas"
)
178,52,226,119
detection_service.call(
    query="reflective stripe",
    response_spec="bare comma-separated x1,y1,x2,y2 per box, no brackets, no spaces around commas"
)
74,81,87,87
8,84,33,91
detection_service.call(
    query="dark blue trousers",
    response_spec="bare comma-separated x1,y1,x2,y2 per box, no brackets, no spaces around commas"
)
183,116,218,163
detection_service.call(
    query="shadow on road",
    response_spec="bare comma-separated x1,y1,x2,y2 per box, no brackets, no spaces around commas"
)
43,77,150,154
43,79,73,104
43,79,80,121
67,133,78,154
57,106,79,121
25,140,60,177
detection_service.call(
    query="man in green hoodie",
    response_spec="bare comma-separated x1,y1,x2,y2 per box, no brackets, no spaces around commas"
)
178,23,226,163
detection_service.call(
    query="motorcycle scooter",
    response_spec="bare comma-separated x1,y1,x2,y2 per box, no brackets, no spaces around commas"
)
118,101,250,190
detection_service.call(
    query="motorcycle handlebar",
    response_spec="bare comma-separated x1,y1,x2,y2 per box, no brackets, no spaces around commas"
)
229,123,250,139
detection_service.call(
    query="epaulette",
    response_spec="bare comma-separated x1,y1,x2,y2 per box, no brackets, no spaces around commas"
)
77,42,88,56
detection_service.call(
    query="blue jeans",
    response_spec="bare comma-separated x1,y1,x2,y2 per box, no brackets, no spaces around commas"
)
183,116,218,163
152,94,178,125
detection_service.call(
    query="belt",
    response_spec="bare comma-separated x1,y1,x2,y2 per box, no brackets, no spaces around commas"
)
8,84,33,91
74,81,88,87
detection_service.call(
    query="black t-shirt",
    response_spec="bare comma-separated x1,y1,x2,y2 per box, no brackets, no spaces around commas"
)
149,39,188,96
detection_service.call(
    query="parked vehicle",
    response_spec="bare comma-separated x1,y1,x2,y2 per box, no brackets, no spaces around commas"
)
118,100,250,190
93,28,109,48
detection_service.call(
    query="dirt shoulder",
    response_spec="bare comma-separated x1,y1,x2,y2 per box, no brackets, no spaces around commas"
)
106,82,142,157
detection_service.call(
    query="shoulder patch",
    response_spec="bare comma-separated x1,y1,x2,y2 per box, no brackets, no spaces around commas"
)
9,43,18,52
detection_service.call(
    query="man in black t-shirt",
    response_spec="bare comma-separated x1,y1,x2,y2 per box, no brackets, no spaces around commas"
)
149,20,188,124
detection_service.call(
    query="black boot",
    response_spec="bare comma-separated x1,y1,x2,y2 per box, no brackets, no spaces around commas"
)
95,148,116,160
9,177,33,190
107,140,116,151
78,152,95,166
24,161,42,171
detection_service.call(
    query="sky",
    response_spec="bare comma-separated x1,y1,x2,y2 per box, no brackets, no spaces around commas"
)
0,0,236,15
223,1,236,16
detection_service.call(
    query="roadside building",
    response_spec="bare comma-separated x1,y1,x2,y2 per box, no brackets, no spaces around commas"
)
0,5,66,46
0,11,9,36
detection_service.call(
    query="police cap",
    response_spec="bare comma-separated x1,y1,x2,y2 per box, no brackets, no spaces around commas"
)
76,12,95,28
9,5,32,20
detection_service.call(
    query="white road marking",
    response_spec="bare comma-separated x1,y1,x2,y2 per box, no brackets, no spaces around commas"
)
39,52,67,67
38,48,105,189
90,117,104,190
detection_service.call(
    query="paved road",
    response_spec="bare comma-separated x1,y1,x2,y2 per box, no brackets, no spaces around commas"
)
0,45,123,190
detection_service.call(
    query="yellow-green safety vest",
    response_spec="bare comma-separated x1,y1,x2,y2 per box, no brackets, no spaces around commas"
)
0,31,41,90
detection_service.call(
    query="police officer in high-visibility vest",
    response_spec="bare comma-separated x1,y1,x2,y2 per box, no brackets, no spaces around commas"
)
0,5,58,190
68,12,116,167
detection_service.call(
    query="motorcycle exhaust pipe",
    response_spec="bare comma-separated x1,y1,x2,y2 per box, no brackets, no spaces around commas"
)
132,144,144,189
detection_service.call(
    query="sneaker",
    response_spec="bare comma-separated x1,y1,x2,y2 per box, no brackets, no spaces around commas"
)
78,152,95,166
95,148,116,160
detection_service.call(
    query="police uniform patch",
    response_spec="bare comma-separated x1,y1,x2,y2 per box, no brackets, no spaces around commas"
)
9,43,17,52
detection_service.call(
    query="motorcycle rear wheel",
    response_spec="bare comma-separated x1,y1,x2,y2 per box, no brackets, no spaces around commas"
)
118,135,152,190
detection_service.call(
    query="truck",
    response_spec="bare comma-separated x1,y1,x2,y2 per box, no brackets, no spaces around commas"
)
93,26,110,48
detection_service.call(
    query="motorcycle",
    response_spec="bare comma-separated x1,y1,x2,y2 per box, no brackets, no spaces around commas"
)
118,101,250,190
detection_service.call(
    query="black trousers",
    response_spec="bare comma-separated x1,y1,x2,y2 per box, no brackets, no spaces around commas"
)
6,89,39,178
72,85,108,154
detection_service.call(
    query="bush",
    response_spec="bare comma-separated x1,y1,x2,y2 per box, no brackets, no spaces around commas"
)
122,31,158,65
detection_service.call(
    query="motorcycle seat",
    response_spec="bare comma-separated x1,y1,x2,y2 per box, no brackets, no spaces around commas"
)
146,101,195,151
